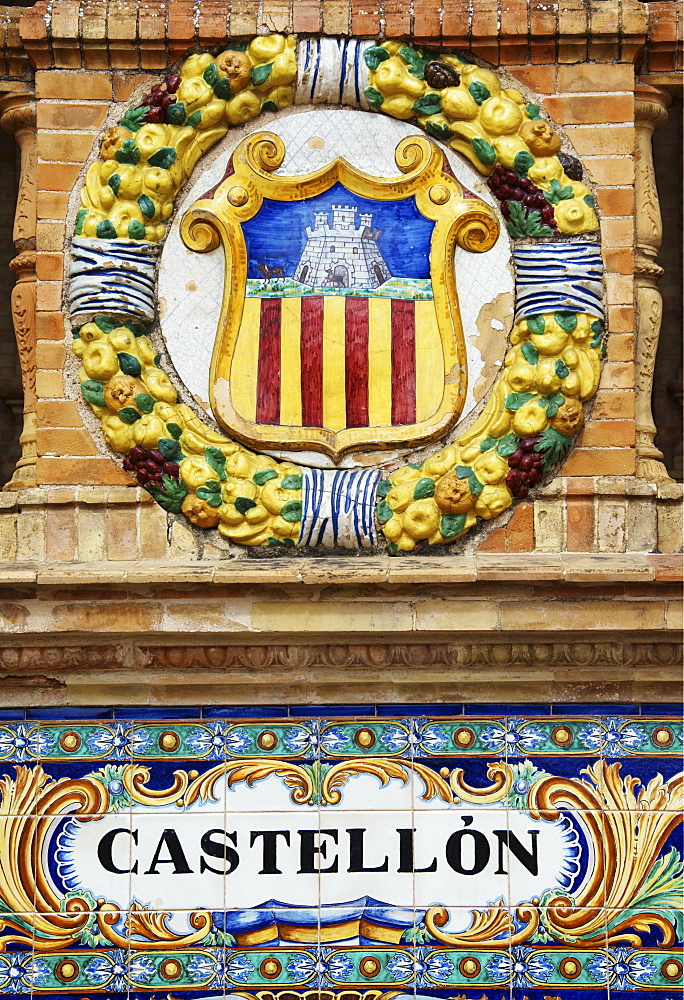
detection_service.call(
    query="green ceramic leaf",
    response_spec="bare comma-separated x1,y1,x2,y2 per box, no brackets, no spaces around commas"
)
514,150,535,176
399,46,428,78
469,81,490,104
281,474,302,490
253,468,278,485
127,220,147,240
74,209,88,235
80,380,106,406
148,147,176,169
205,446,226,480
527,314,546,336
387,541,398,555
114,138,141,165
376,500,394,523
94,316,117,333
117,352,142,377
96,220,117,239
413,477,436,500
134,393,155,413
425,118,451,141
165,102,186,124
124,321,147,337
364,45,390,70
267,536,295,546
203,63,219,86
118,407,141,424
555,360,570,378
261,101,279,113
196,482,222,506
251,62,273,86
535,425,572,470
413,93,441,115
504,392,536,411
440,513,466,539
545,177,574,204
280,500,302,523
526,103,540,119
495,433,519,457
521,341,539,365
469,474,484,495
119,106,148,132
161,475,187,499
234,495,257,514
158,437,183,461
554,311,578,332
186,111,202,128
584,193,595,207
376,479,392,498
479,436,496,452
108,174,121,196
213,78,232,100
471,137,497,166
166,422,183,440
138,194,155,218
364,86,384,109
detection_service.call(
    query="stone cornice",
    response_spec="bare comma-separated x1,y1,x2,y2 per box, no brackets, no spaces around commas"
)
8,0,659,71
0,553,681,588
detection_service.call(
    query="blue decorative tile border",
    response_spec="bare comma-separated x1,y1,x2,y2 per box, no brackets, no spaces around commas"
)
0,704,681,999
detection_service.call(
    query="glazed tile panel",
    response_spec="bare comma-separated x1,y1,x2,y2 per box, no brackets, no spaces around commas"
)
0,706,681,1000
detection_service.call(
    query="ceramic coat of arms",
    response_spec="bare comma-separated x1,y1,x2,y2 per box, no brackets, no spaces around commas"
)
68,37,606,551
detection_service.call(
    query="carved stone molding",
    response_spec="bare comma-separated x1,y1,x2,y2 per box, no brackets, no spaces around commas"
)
0,92,37,491
634,85,672,483
0,640,680,672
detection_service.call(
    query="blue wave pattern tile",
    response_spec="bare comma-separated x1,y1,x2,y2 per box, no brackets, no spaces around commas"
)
0,704,680,999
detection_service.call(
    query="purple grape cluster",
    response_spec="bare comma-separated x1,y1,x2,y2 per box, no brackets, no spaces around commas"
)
505,437,545,498
487,165,560,236
140,74,181,125
123,446,179,489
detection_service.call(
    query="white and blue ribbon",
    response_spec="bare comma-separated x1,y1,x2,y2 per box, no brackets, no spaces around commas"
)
69,237,159,322
513,242,604,322
299,467,381,548
295,38,372,109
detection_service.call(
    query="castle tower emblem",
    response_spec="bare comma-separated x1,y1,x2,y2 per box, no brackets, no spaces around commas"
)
293,204,391,290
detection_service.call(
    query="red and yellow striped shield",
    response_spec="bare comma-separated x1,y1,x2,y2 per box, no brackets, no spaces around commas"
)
232,294,444,435
181,131,499,461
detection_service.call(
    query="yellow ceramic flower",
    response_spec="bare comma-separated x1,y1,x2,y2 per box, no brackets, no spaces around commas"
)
474,484,513,519
181,493,220,528
554,197,599,235
179,456,219,491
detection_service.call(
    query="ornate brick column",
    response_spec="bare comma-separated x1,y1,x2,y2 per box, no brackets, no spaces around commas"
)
634,85,671,482
0,91,37,491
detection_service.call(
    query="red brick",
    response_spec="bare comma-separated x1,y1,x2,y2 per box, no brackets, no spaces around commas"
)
35,70,112,100
577,419,635,448
351,0,381,36
566,498,595,551
606,334,634,362
561,448,636,477
384,0,411,37
37,427,99,456
507,64,556,93
413,1,442,41
476,524,507,552
591,390,635,420
36,312,68,340
37,456,133,486
544,94,633,126
506,502,535,552
36,253,64,281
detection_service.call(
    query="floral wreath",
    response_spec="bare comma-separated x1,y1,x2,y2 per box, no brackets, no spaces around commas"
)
68,36,605,552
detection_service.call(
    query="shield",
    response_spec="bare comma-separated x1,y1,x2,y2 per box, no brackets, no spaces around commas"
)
181,132,499,461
